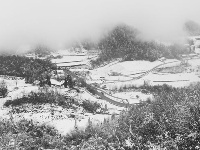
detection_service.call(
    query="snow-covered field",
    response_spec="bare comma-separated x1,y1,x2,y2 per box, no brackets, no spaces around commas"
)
90,60,162,78
51,49,87,57
0,78,40,122
0,78,38,99
188,58,200,68
51,55,88,64
88,58,200,89
146,72,200,87
0,77,123,135
113,92,153,104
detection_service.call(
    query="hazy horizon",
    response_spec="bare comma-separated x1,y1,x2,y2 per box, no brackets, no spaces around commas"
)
0,0,200,52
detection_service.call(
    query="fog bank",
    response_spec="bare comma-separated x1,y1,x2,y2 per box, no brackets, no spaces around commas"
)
0,0,200,52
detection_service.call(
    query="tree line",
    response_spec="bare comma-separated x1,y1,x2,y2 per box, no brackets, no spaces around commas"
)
87,24,190,67
0,55,56,83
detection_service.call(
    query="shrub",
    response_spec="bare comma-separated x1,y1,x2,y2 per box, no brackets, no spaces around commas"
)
0,55,56,83
4,90,71,108
0,80,7,98
113,84,200,149
81,100,101,113
0,119,69,149
86,85,96,95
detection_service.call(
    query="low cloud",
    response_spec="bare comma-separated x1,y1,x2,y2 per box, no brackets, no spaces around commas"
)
0,0,200,52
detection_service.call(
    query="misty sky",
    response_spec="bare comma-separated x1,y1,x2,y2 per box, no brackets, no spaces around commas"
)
0,0,200,51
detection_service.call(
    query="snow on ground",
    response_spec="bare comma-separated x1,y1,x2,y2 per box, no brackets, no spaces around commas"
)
77,90,124,113
0,78,40,126
7,86,39,100
110,61,161,75
70,68,89,72
112,92,153,104
89,58,200,89
56,61,88,67
51,79,63,86
0,78,26,90
90,60,163,78
187,58,200,68
146,72,200,87
105,76,132,81
145,72,199,82
157,59,181,68
89,59,181,83
1,54,200,135
0,78,39,99
50,114,112,135
104,79,145,90
51,55,88,64
0,96,117,136
51,49,71,56
51,49,87,57
0,78,123,135
9,103,116,135
104,72,200,90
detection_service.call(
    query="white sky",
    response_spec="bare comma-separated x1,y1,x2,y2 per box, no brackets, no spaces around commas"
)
0,0,200,51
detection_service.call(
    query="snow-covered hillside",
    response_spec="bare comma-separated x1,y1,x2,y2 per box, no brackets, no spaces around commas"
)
1,47,200,136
